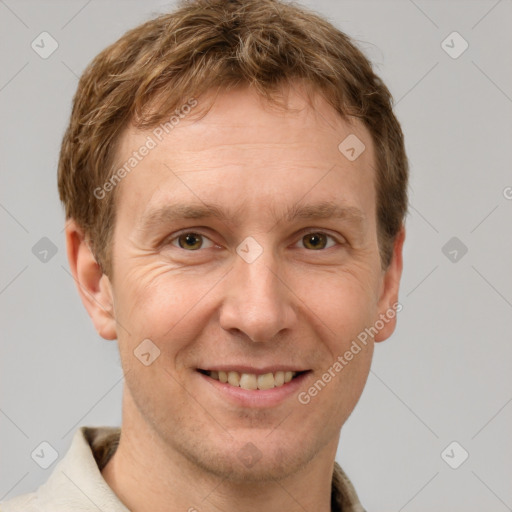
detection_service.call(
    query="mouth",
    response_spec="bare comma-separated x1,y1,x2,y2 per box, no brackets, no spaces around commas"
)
197,369,309,390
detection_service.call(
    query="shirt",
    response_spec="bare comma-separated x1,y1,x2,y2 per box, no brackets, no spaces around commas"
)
0,426,366,512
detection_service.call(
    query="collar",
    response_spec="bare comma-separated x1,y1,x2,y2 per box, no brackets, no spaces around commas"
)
1,426,365,512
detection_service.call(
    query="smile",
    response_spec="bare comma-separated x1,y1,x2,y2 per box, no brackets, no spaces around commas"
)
197,369,307,390
195,367,312,408
201,369,302,390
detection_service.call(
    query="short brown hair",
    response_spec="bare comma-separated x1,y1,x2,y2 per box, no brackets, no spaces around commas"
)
58,0,408,275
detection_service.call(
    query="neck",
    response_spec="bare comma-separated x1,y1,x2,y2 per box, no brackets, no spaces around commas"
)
101,395,336,512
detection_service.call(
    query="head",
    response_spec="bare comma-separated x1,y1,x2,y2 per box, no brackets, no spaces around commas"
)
60,0,408,482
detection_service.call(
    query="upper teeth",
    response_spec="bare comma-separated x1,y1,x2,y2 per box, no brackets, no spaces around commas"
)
208,370,297,390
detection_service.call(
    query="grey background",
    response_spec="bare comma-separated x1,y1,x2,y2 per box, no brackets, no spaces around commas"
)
1,0,511,510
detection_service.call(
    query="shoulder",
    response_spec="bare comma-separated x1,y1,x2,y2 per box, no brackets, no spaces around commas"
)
0,492,40,512
0,425,124,512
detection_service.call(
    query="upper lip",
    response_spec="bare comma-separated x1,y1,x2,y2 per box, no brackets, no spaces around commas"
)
198,366,309,374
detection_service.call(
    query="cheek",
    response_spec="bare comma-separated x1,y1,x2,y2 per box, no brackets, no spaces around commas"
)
111,262,222,356
307,269,378,416
298,339,373,435
290,265,380,341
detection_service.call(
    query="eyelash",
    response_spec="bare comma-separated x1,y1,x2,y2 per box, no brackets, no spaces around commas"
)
166,229,343,251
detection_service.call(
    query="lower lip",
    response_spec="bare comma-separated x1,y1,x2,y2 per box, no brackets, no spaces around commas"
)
198,371,311,408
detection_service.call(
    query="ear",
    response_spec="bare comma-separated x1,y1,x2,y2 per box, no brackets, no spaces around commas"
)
374,226,405,343
65,219,117,340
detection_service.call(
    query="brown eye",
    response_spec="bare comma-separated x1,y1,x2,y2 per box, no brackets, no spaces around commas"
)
168,231,215,252
300,232,336,250
303,233,326,250
177,233,204,250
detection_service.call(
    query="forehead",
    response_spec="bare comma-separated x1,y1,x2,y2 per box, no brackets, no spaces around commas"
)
113,85,376,227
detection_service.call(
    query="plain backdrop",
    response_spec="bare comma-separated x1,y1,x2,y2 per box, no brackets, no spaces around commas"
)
1,1,511,510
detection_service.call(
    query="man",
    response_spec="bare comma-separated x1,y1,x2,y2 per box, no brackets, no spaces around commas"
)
1,0,408,510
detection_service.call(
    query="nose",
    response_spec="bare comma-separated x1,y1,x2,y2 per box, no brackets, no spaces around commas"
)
218,247,297,343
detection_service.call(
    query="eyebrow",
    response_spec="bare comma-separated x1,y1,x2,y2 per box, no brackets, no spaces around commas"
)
137,200,366,232
137,203,236,233
282,201,366,224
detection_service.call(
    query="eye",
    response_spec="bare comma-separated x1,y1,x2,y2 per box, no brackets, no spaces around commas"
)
169,232,215,251
297,232,338,250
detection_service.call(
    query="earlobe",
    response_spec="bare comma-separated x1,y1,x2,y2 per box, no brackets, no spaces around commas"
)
374,226,405,343
65,220,117,340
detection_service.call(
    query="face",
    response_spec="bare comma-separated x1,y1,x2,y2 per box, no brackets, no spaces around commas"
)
75,84,403,481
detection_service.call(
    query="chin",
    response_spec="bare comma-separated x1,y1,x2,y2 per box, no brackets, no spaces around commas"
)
174,430,321,483
200,448,310,483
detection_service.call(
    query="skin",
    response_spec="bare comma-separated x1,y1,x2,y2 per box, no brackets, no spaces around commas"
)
66,83,404,512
